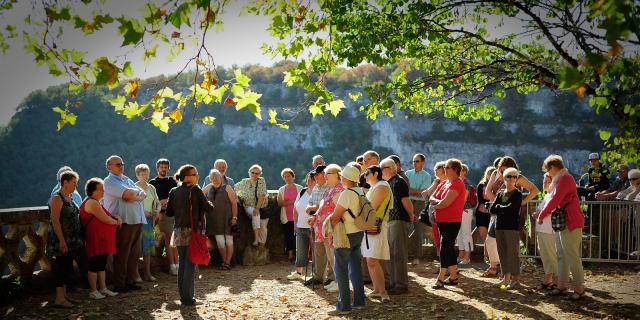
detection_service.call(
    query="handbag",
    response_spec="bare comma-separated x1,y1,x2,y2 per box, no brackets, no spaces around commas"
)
254,181,270,219
187,186,211,265
551,202,569,232
365,195,391,235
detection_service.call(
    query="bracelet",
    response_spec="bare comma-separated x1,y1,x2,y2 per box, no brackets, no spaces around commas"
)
232,216,238,220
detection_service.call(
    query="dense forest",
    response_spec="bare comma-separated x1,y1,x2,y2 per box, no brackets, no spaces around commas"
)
0,63,611,208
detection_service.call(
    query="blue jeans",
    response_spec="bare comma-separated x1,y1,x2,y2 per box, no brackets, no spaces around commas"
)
295,228,311,268
177,246,196,304
333,231,365,311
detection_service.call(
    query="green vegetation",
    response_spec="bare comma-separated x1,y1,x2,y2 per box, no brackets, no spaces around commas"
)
0,64,607,208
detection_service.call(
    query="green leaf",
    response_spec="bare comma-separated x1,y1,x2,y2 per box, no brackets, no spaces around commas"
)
348,92,362,102
167,3,192,28
235,91,262,112
94,57,119,89
268,109,277,124
117,17,144,46
326,99,345,117
599,130,611,141
122,101,141,120
202,116,216,125
122,61,133,77
230,84,245,97
52,107,77,131
309,102,324,117
70,50,86,65
144,44,158,61
158,87,174,98
210,85,227,104
559,66,584,89
234,69,251,88
151,114,171,133
109,95,126,109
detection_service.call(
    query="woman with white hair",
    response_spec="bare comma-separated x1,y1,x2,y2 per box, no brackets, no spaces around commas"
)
616,169,640,200
235,164,268,246
488,167,523,290
203,169,238,269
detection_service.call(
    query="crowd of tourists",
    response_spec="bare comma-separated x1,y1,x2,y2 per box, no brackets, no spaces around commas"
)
45,151,639,314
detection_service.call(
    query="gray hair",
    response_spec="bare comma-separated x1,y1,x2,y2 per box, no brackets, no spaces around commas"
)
363,150,380,161
380,158,397,172
214,159,228,168
209,169,223,180
56,166,73,181
434,161,446,172
105,155,121,168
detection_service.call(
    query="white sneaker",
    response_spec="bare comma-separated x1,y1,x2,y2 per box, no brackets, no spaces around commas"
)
100,288,118,297
134,277,143,283
89,291,106,300
287,271,304,280
325,281,339,292
170,264,178,275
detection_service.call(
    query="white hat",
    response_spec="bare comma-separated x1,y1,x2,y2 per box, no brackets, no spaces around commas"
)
340,165,360,183
588,153,600,160
629,169,640,180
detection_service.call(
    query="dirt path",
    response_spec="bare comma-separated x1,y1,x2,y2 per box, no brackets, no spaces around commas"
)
3,260,639,319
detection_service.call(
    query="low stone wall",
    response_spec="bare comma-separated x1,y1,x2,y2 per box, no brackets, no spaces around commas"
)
0,191,288,280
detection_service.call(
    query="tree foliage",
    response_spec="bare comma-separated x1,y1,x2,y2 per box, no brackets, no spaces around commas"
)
0,0,638,163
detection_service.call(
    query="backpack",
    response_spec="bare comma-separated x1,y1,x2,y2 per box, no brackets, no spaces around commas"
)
345,188,377,231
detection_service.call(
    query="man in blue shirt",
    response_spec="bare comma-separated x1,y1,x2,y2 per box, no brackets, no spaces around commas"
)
405,153,433,263
103,155,147,293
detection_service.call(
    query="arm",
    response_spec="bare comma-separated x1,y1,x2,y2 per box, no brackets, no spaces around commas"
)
538,176,574,221
484,171,500,201
49,196,68,254
423,179,441,199
165,190,175,217
432,189,460,210
85,199,119,225
202,183,212,196
330,204,347,227
277,187,285,207
402,197,414,221
226,185,238,224
517,176,540,205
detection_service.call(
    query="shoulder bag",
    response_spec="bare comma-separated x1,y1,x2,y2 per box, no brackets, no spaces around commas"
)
188,186,211,265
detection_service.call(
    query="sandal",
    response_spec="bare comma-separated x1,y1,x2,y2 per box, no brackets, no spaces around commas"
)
431,279,445,289
547,287,567,296
569,290,586,300
482,268,498,278
52,301,74,309
443,277,459,286
536,281,555,291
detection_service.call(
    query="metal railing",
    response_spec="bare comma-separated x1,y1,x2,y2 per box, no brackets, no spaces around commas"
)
521,200,640,263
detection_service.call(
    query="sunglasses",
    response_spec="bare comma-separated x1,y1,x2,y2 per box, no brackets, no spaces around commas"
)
250,172,260,175
381,166,390,170
111,163,125,167
505,175,518,179
630,178,639,181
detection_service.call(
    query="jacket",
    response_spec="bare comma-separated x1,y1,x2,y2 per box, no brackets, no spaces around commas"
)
539,170,584,232
166,184,214,230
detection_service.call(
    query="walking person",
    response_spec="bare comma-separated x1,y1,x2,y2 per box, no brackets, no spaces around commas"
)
166,165,214,306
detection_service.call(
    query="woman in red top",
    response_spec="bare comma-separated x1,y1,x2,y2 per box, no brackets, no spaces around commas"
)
429,159,467,289
538,155,586,300
79,178,121,300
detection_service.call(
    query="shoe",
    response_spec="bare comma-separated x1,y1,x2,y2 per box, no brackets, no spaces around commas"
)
443,277,459,286
145,275,157,281
494,281,508,289
304,278,323,286
380,293,391,303
252,241,259,247
89,291,106,300
547,287,568,296
99,288,118,297
388,287,408,295
287,271,304,281
134,277,143,283
352,305,366,310
506,282,521,290
367,291,382,299
412,258,420,265
170,264,178,275
323,278,333,286
181,299,196,306
325,281,339,292
481,267,498,278
431,279,445,290
327,309,351,316
126,283,142,291
113,286,130,293
569,290,586,300
52,301,74,309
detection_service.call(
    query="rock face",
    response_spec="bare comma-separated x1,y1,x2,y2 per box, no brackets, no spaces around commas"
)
242,245,270,266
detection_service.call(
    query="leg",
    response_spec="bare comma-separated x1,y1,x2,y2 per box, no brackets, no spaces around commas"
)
259,218,269,245
556,231,570,289
348,232,365,308
215,235,227,265
295,228,310,273
367,258,386,295
313,241,327,282
177,246,196,304
324,240,335,281
537,232,558,283
114,225,131,288
126,224,143,285
333,247,351,311
561,228,585,292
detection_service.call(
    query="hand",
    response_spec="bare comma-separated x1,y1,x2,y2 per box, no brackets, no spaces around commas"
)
116,216,123,227
586,186,595,192
160,199,168,209
409,213,416,222
231,217,238,225
144,211,152,219
307,216,316,225
537,217,544,225
59,241,68,254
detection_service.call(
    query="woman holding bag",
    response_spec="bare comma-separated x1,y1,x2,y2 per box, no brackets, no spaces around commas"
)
166,165,214,306
235,165,268,247
277,168,302,262
538,155,586,300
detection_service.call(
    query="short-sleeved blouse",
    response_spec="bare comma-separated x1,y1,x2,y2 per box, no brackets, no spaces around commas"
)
314,184,345,242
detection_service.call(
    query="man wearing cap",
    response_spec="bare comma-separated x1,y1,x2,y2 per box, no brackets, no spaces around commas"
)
578,153,611,200
304,165,334,287
327,164,367,315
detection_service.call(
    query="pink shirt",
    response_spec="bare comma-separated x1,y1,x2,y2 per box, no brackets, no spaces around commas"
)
284,185,298,222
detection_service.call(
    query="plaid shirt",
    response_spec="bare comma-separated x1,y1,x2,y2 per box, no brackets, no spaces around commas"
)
309,183,330,207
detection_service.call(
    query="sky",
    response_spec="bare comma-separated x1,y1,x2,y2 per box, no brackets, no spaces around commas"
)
0,1,276,126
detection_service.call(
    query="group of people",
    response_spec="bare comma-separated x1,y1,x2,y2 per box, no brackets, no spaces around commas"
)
46,150,625,314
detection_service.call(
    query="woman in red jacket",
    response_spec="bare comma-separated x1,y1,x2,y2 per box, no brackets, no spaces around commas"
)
537,155,586,300
429,158,467,289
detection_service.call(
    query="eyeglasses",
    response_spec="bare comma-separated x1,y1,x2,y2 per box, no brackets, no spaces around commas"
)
184,172,198,177
381,166,390,170
250,172,260,175
111,163,125,167
325,172,338,175
630,178,639,181
505,175,518,179
413,160,422,163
